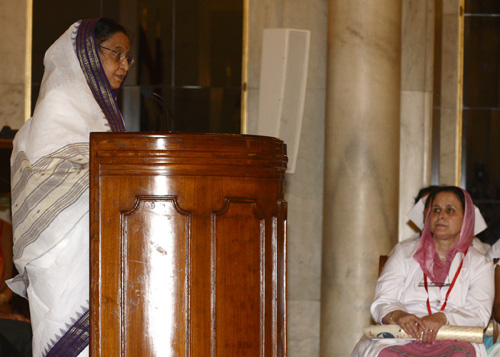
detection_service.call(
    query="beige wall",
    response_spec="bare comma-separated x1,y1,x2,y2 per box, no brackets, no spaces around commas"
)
399,0,464,242
0,0,31,129
398,0,435,241
245,0,327,355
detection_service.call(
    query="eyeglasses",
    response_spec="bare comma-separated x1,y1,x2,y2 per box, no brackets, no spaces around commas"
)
99,45,135,66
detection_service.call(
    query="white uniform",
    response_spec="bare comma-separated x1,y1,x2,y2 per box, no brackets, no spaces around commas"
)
351,237,494,357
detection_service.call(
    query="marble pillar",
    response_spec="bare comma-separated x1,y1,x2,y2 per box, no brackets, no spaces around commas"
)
321,1,401,355
439,0,464,186
0,0,31,129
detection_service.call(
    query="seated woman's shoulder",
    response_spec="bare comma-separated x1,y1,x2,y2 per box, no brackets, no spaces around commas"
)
472,237,490,255
468,244,495,272
486,239,500,260
388,236,420,259
399,234,420,245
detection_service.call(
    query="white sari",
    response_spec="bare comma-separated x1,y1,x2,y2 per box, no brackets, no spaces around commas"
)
9,19,125,356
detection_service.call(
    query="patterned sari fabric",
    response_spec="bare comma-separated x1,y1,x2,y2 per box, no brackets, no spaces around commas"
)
11,145,90,265
379,340,476,356
9,18,126,357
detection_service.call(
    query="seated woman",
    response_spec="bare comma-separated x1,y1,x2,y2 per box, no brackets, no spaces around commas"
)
352,186,494,356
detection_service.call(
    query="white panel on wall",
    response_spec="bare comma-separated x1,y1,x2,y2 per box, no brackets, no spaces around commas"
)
257,28,310,174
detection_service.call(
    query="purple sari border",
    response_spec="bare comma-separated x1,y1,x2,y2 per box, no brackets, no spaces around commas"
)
76,18,126,132
45,308,89,357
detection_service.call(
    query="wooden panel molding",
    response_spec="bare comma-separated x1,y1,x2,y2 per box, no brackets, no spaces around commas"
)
90,132,287,356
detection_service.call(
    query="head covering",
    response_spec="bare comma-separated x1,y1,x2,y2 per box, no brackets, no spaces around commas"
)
413,187,475,284
76,18,126,132
13,19,126,164
407,196,487,236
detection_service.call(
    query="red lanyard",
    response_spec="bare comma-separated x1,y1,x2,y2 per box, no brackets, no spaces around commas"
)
423,248,468,315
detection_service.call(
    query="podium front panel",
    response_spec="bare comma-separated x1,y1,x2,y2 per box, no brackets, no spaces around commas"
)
89,133,287,356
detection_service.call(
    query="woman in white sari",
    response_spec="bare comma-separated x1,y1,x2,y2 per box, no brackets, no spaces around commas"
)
8,18,133,356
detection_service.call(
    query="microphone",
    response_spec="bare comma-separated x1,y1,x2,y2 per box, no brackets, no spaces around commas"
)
140,85,175,132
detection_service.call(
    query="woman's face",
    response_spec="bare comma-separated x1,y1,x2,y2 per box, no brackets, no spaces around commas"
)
98,32,131,89
429,191,464,245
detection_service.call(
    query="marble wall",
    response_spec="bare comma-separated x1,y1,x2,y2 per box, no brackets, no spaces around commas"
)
399,0,464,241
0,0,31,130
398,0,435,241
245,1,328,355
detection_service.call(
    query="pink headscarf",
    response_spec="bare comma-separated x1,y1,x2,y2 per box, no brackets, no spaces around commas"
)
413,187,475,284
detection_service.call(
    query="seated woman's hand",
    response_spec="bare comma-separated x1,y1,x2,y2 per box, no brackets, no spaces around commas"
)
386,310,424,340
419,312,447,344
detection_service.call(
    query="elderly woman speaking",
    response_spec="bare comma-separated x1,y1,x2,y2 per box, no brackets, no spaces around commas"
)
8,18,132,356
352,186,494,356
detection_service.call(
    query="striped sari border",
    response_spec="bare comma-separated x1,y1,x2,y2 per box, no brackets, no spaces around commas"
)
11,144,90,257
75,18,125,132
45,307,89,357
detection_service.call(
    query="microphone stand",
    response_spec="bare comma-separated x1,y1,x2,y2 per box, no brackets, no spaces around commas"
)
141,86,175,132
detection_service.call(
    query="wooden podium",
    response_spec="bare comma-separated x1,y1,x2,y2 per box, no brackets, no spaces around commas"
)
89,132,287,356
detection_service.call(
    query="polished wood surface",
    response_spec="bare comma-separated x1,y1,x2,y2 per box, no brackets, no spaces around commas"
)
89,132,287,356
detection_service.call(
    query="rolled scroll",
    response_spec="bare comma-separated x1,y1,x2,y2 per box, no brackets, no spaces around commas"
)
364,324,484,344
